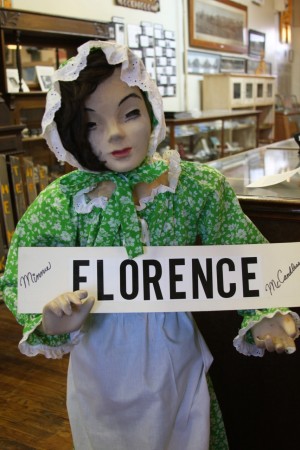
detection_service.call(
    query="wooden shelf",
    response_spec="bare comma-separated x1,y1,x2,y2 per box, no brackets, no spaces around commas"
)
0,7,114,170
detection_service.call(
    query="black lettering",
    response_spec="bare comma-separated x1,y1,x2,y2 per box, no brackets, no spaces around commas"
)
192,258,213,299
97,260,114,300
143,260,163,300
120,260,139,300
242,257,259,297
169,259,186,299
217,258,236,298
73,260,90,291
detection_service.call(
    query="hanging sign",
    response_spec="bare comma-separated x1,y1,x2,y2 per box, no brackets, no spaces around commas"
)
115,0,160,12
18,243,300,314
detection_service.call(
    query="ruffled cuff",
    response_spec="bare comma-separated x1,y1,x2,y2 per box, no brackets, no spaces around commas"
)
19,316,83,359
233,309,300,357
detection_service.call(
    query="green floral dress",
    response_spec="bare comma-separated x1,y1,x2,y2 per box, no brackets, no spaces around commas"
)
0,155,293,450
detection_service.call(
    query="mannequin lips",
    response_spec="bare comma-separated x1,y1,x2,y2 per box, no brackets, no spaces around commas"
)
111,147,132,158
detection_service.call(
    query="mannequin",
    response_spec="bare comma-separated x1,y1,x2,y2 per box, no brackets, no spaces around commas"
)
0,41,298,450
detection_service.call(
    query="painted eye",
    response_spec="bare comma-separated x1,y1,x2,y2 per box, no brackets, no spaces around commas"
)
125,109,141,120
86,122,96,130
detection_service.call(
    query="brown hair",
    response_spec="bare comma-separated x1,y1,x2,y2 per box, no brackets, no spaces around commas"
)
54,49,153,172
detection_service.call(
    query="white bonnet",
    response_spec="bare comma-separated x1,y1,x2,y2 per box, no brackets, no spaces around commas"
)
42,40,166,169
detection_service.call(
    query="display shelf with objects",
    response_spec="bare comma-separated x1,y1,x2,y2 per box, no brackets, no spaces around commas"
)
202,74,276,145
163,109,259,162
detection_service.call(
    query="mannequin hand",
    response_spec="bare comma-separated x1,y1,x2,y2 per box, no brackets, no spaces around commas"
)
40,290,95,335
251,312,298,354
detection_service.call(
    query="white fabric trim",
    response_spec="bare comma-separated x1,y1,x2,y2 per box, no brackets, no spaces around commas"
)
72,150,182,214
73,186,108,214
233,309,300,357
19,324,83,359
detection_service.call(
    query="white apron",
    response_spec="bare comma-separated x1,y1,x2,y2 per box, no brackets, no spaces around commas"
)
67,312,213,450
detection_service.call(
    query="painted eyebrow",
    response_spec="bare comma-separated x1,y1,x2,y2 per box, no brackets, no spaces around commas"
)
118,93,142,107
84,93,142,112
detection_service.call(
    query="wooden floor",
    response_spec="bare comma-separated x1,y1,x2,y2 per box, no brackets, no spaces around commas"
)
0,302,73,450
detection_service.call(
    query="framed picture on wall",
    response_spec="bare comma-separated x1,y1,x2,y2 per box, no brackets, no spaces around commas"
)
248,29,265,58
188,0,248,54
187,50,220,74
220,56,246,73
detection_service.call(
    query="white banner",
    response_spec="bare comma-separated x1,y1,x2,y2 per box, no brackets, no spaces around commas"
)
18,243,300,313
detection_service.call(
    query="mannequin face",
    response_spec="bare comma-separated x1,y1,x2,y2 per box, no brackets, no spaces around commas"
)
84,68,152,172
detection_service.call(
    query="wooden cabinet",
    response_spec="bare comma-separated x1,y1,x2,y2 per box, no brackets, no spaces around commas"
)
164,109,259,161
202,73,276,145
275,110,300,141
0,7,114,172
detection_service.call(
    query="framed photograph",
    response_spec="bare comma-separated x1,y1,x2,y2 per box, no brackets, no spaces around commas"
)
220,56,246,73
187,50,220,74
188,0,248,54
248,29,265,58
6,68,30,93
35,66,55,92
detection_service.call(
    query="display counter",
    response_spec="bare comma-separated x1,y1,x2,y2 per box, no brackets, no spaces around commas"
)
207,138,300,242
193,138,300,450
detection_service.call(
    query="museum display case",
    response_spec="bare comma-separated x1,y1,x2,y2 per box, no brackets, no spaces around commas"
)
207,138,300,242
164,109,259,161
202,73,276,145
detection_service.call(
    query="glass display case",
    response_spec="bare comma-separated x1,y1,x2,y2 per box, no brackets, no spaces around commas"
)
163,109,259,162
207,138,300,242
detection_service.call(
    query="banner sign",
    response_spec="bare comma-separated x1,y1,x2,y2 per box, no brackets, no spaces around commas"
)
18,243,300,314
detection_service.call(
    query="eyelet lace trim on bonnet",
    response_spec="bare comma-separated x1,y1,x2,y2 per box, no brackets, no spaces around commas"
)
41,40,166,170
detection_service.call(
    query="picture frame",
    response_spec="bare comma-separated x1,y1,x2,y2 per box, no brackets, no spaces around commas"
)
6,68,30,93
248,29,265,58
187,50,220,74
188,0,248,54
35,65,55,92
220,56,246,73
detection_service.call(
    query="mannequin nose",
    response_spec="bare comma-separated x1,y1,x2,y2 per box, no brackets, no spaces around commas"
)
107,120,125,142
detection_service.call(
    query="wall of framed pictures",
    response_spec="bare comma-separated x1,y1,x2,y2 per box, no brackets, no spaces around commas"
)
8,0,298,117
127,21,177,97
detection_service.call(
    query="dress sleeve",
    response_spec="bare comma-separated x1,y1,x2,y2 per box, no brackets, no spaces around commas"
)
0,180,81,359
195,166,300,356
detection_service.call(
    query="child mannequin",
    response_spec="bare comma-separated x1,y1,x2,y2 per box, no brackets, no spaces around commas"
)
1,41,298,450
